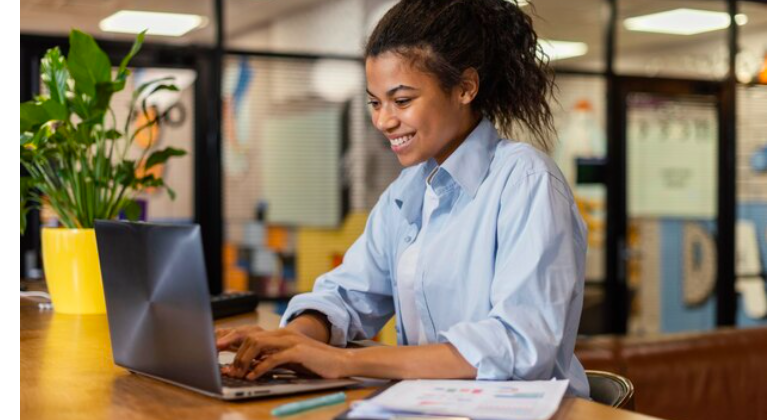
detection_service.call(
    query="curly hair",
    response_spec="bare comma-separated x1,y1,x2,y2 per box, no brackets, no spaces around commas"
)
365,0,557,152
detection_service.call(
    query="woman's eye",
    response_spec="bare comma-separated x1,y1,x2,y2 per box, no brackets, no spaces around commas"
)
395,98,412,106
367,101,379,109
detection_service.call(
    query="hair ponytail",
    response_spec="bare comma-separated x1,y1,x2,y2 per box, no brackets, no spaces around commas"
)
365,0,557,153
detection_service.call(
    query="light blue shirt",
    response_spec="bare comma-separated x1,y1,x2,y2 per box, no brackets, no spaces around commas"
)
280,117,590,397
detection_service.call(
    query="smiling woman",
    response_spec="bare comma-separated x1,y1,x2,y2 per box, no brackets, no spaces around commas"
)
365,56,481,167
217,0,590,398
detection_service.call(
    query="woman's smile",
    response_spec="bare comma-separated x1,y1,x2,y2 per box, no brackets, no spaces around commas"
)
389,133,417,153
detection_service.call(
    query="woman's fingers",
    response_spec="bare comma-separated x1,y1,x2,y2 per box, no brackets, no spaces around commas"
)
231,338,258,375
215,325,265,351
214,327,233,344
221,330,345,380
246,350,295,380
216,329,243,351
223,358,260,376
231,333,293,377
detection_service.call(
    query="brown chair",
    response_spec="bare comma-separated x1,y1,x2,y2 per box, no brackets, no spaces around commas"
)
586,370,635,409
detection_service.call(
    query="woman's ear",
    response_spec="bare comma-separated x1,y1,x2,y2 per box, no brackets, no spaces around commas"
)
458,67,480,105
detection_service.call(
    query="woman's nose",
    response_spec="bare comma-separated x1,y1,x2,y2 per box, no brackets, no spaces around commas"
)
376,110,399,131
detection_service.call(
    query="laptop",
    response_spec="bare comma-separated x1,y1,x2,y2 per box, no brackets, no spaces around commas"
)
94,220,358,400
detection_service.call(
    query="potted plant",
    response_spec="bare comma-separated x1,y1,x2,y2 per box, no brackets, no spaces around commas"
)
20,30,186,314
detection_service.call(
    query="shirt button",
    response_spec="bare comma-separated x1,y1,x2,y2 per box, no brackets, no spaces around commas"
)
404,236,412,242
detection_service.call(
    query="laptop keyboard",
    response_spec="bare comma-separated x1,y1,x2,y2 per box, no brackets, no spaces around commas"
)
221,375,294,387
220,368,308,388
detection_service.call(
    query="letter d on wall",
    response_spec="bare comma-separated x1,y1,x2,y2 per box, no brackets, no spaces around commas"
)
683,223,716,307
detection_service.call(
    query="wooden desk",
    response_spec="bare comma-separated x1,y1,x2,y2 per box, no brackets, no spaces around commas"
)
21,303,663,420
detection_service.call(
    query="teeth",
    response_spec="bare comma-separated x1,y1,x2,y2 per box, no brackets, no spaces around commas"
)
390,134,414,146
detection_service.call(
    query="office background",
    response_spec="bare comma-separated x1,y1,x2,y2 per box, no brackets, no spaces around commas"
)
20,0,767,342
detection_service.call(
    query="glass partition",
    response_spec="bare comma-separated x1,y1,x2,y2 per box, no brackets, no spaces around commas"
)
735,80,766,326
616,0,731,79
220,55,402,303
550,75,608,334
625,93,719,334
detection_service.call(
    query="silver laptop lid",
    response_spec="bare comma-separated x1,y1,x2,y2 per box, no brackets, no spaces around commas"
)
95,220,222,395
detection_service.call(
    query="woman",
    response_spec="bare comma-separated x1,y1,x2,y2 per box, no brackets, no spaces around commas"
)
218,0,589,397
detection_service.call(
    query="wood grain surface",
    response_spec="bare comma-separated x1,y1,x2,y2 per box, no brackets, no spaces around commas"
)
20,301,663,420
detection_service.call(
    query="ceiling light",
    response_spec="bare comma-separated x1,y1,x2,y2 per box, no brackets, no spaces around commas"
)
624,9,747,36
100,11,206,37
538,39,588,61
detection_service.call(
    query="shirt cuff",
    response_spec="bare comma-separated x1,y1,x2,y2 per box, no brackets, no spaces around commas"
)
439,319,516,380
280,294,351,347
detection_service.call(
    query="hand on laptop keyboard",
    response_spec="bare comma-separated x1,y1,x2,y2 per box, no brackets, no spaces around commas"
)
221,360,321,381
216,324,349,381
215,325,266,352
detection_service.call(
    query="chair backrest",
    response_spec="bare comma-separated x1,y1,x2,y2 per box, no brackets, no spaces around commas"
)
586,370,635,409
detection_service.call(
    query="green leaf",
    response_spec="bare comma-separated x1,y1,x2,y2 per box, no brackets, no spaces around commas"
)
28,124,50,148
41,99,68,121
91,81,116,118
136,173,163,185
148,83,180,96
145,84,179,111
121,199,142,221
20,133,34,146
20,144,35,162
125,76,174,135
132,77,175,102
145,147,186,170
67,30,112,97
140,84,179,124
20,102,48,133
116,160,136,187
21,100,67,134
165,185,177,201
21,177,35,235
20,118,58,150
40,47,69,105
111,78,128,94
71,92,91,120
105,129,122,140
117,31,145,82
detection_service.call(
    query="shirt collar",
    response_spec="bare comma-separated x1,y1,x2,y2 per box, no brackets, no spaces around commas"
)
437,117,500,197
393,117,500,223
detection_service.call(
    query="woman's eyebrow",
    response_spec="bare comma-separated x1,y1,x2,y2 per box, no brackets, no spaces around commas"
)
366,85,419,98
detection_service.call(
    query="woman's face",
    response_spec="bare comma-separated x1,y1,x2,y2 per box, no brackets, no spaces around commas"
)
365,52,478,167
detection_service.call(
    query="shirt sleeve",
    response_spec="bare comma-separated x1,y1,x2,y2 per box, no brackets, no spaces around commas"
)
439,170,586,380
279,189,396,347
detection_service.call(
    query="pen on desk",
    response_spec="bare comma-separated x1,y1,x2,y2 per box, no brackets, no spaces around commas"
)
271,392,347,417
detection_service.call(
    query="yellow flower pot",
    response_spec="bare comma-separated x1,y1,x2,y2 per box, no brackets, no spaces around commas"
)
41,228,106,314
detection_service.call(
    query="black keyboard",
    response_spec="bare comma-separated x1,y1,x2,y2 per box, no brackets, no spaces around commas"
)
220,369,305,388
210,291,259,319
221,375,294,387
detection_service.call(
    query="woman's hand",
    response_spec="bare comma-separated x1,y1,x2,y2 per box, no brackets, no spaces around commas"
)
215,325,266,352
221,328,350,380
